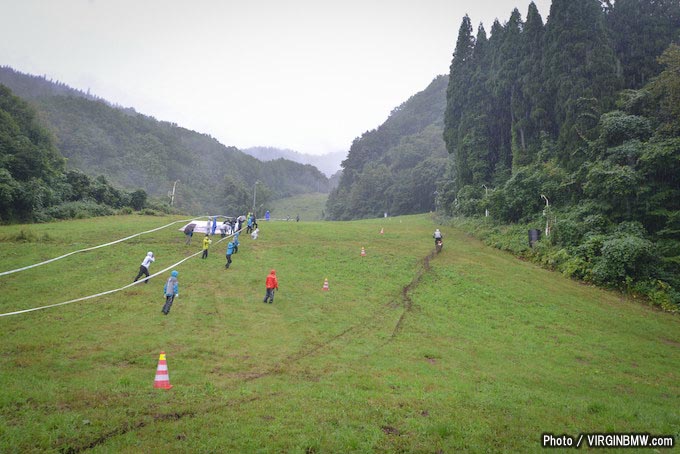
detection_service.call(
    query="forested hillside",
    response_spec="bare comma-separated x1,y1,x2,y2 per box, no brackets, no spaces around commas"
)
0,67,329,217
441,0,680,308
326,75,449,220
242,146,345,179
0,85,152,222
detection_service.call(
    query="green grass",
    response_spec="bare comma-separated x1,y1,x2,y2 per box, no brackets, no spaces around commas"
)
0,214,678,453
267,192,328,221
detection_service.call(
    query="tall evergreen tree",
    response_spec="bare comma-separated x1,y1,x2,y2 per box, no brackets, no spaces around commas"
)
543,0,622,163
444,15,475,187
648,44,680,137
489,10,524,181
456,24,494,187
512,2,547,166
605,0,680,88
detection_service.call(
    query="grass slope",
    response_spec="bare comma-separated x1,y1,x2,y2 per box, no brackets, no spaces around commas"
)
267,192,328,221
0,215,678,453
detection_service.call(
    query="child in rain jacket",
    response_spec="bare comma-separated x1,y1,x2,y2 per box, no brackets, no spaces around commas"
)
162,270,179,315
202,235,212,259
225,240,235,269
233,233,240,253
133,251,155,284
263,269,278,304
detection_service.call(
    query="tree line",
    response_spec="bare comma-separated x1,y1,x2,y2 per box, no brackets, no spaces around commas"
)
0,84,153,222
326,75,449,220
441,0,680,308
0,67,330,221
325,0,679,308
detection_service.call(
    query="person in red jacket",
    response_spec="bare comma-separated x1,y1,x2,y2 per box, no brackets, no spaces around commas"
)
263,269,279,304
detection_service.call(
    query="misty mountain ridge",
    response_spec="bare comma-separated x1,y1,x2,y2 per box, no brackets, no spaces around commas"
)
326,74,449,220
0,66,343,178
0,66,330,215
242,146,345,177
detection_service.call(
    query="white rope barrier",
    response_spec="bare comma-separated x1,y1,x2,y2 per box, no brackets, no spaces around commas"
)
0,227,245,317
0,216,229,277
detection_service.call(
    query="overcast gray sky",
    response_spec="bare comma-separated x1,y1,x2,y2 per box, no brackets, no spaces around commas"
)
0,0,551,155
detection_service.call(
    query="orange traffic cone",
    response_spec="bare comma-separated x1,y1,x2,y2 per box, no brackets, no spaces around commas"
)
380,228,384,234
361,246,366,257
153,351,173,389
322,278,329,291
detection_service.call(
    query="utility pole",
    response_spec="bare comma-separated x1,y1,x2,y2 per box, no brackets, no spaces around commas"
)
252,181,259,214
169,180,179,206
541,194,550,236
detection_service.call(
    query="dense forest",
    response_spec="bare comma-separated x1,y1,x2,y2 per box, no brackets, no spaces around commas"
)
326,75,449,220
0,84,152,222
0,67,329,220
326,0,680,308
441,0,680,307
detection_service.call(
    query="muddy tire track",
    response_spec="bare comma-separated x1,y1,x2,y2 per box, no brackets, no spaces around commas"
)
60,397,260,453
390,248,436,339
61,248,439,452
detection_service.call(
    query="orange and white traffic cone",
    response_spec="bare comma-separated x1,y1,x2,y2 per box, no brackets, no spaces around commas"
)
361,246,366,257
153,351,173,389
380,228,384,234
322,278,329,291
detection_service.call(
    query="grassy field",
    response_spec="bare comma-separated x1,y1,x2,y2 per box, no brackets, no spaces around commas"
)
0,214,678,453
266,192,328,221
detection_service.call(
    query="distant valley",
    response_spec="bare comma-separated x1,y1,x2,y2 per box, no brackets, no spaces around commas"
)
242,146,344,178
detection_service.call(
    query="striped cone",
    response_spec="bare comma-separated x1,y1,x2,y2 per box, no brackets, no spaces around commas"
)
153,351,173,389
322,278,329,291
380,228,384,234
361,246,366,257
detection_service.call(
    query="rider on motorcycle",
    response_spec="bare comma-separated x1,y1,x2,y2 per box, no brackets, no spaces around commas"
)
433,228,443,245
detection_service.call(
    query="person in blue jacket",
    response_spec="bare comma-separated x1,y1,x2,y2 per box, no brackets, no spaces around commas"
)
211,216,217,235
162,270,179,315
225,240,235,269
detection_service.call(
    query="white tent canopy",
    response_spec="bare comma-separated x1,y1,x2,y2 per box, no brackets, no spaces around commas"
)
179,217,235,235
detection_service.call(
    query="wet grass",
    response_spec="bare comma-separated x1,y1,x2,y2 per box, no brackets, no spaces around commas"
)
0,214,678,452
267,192,328,221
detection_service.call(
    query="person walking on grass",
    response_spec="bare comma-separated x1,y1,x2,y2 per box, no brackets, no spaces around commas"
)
133,251,155,284
184,223,195,245
263,269,279,304
233,232,240,253
162,270,179,315
225,240,235,269
202,235,212,259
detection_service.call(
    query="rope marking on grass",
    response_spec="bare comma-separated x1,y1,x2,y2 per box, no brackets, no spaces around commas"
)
50,236,440,450
0,218,202,277
0,226,243,318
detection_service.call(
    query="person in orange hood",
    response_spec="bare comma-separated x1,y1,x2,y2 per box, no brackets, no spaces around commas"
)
263,269,279,304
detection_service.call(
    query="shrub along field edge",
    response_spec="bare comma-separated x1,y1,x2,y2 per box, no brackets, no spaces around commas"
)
445,215,680,313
